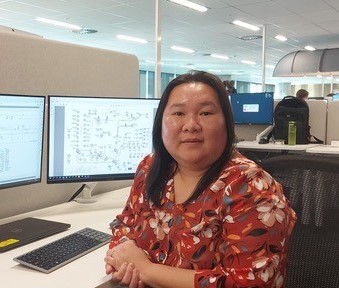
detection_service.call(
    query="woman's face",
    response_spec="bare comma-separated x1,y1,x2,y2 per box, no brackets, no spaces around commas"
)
162,82,227,171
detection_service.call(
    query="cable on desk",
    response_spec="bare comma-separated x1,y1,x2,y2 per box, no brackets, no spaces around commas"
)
68,184,86,202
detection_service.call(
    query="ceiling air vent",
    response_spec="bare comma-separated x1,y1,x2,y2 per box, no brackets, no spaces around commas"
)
237,35,262,41
72,28,98,34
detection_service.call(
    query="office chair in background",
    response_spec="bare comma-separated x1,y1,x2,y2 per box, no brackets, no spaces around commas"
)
259,154,339,288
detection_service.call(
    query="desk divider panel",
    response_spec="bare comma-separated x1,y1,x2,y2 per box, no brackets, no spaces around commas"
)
0,29,138,218
306,99,327,143
327,101,339,144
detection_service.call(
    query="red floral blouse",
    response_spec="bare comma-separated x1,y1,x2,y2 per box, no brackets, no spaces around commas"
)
109,151,296,288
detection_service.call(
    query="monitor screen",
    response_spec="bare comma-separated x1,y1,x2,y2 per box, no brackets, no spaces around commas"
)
47,96,160,183
0,94,45,189
332,94,339,101
231,92,274,125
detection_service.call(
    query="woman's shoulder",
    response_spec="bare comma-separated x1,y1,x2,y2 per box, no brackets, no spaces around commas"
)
228,150,260,170
229,150,273,181
210,150,274,193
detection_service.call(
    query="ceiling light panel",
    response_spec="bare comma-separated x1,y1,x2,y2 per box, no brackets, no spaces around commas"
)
210,54,229,60
232,20,260,31
168,0,208,12
275,35,287,41
241,60,256,65
35,17,82,30
171,45,194,53
304,45,316,51
116,34,148,44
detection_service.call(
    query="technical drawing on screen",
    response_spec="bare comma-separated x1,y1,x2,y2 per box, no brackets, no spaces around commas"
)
0,94,45,190
47,96,160,199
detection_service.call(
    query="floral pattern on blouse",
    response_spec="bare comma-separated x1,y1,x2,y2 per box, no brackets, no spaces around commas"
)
109,151,296,288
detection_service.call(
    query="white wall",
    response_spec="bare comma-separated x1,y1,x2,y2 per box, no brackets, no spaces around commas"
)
0,30,138,218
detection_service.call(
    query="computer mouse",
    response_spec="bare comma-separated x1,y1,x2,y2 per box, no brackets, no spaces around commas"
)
258,138,268,144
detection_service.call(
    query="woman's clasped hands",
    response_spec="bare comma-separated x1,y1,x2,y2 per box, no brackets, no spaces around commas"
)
105,240,150,288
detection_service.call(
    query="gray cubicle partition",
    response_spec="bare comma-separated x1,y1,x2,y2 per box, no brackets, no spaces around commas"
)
307,99,327,143
0,30,138,218
327,101,339,144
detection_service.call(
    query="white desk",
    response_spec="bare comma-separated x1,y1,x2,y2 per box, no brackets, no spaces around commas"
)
236,141,320,151
306,145,339,155
0,186,131,288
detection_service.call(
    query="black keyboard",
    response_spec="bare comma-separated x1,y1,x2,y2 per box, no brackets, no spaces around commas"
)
13,227,111,273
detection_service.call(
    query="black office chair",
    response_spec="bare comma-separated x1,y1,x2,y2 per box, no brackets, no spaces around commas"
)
259,154,339,288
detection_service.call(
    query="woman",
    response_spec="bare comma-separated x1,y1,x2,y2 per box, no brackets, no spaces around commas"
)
104,71,296,288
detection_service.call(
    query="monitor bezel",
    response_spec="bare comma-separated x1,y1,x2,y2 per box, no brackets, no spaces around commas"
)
47,95,159,184
0,93,45,190
231,92,274,125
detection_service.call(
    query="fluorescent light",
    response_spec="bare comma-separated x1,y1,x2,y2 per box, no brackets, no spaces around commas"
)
171,45,194,53
304,45,316,51
265,65,275,69
275,35,287,41
241,60,256,65
145,60,164,65
180,64,196,69
168,0,208,12
210,54,229,60
116,34,148,44
232,20,260,31
35,17,82,30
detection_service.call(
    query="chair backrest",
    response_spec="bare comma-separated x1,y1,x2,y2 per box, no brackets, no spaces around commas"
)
259,154,339,288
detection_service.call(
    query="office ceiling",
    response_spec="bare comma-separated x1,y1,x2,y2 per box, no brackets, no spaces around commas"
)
1,0,339,85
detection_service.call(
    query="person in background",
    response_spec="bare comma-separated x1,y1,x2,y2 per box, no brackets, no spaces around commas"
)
223,80,237,95
295,89,309,100
104,71,296,288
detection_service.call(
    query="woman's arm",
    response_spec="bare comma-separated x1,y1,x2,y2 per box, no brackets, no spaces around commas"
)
106,240,195,288
106,156,151,286
109,155,150,247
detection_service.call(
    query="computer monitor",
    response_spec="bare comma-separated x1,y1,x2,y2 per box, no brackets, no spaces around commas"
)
0,94,45,189
47,96,160,201
230,92,274,125
332,94,339,101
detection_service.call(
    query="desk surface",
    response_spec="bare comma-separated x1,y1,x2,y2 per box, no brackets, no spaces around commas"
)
0,186,130,288
236,140,320,151
306,145,339,155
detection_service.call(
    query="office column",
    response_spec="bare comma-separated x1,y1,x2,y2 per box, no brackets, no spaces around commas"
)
261,24,267,92
155,0,161,98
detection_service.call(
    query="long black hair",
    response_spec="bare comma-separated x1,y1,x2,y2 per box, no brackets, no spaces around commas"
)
146,71,235,207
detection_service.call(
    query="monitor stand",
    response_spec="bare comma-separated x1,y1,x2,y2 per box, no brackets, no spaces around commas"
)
256,125,273,143
75,182,98,204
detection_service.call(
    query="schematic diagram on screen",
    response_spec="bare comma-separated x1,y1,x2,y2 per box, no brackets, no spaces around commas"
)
62,103,155,175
